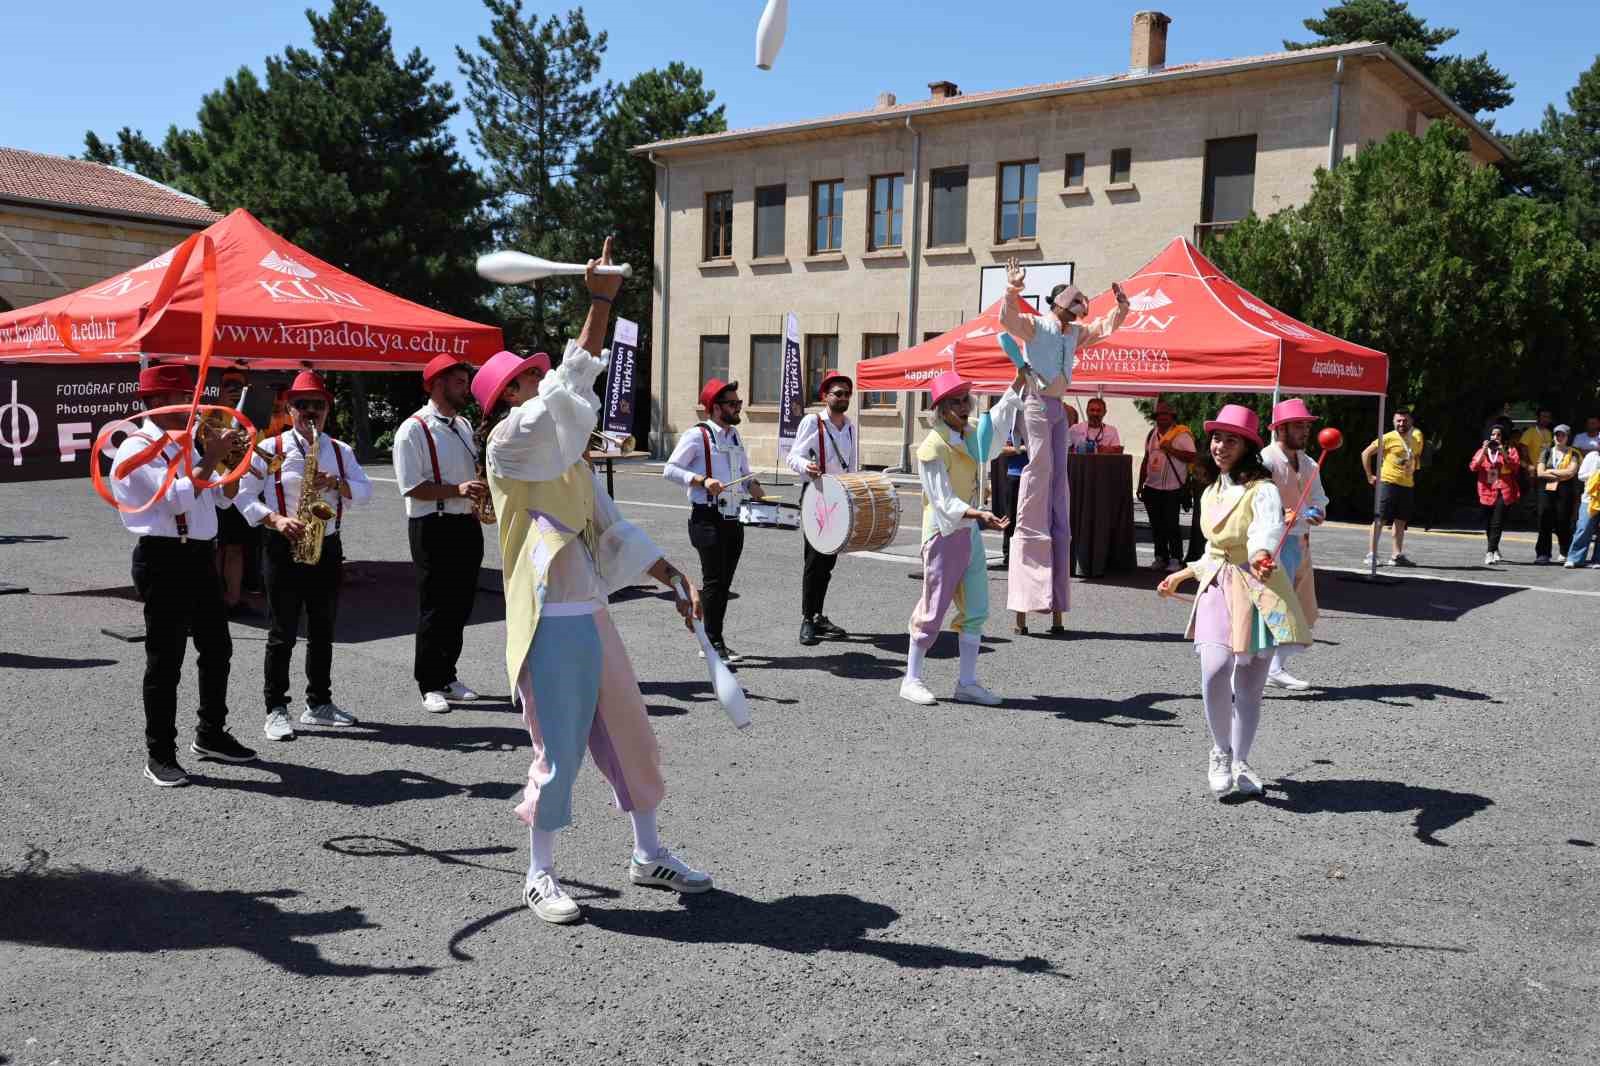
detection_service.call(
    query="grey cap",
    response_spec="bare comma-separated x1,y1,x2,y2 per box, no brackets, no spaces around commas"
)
1554,424,1572,435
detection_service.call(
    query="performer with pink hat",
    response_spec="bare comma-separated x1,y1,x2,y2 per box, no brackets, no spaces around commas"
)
1156,404,1310,800
997,259,1129,635
1260,398,1328,691
901,369,1022,706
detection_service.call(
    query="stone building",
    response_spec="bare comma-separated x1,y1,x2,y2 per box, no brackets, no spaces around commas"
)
633,13,1506,470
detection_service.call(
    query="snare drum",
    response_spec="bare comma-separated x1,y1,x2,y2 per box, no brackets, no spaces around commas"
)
801,472,902,555
737,498,800,530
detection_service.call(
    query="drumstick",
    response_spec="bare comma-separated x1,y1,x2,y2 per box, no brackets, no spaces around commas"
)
673,578,752,732
723,472,760,490
1265,427,1344,571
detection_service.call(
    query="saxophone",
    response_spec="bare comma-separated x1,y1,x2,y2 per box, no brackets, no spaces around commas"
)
290,423,338,565
473,452,496,525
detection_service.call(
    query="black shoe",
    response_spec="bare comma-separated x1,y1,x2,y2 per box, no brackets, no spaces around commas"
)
813,615,846,639
799,618,820,646
710,641,743,667
144,756,189,788
191,729,258,763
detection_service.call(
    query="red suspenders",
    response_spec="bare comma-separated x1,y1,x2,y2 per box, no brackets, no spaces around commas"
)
129,432,190,542
410,413,445,514
273,433,347,532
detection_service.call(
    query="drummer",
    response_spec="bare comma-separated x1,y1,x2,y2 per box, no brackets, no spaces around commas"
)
664,379,766,665
786,369,857,646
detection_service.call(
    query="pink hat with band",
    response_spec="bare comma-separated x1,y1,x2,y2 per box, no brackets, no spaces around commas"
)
1203,404,1263,447
928,370,971,408
1268,398,1317,429
472,349,551,413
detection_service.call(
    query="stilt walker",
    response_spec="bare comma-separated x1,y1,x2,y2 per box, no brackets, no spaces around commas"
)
1260,399,1327,691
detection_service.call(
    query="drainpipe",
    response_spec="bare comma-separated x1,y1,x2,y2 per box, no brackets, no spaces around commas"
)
897,117,923,473
1327,57,1345,171
649,151,670,457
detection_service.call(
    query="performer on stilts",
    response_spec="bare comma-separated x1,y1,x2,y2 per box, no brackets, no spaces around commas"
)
1260,399,1327,691
997,258,1129,635
1156,405,1311,799
901,370,1020,707
480,239,710,925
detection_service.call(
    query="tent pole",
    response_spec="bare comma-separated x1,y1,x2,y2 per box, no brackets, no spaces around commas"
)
1370,394,1385,577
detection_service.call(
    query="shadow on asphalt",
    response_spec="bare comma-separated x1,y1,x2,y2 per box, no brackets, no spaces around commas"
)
313,722,526,753
1316,575,1520,621
0,847,432,977
1005,692,1184,727
1297,933,1471,953
0,652,118,669
1282,682,1501,708
1260,777,1494,846
0,533,67,545
190,758,520,806
321,835,523,876
638,679,799,708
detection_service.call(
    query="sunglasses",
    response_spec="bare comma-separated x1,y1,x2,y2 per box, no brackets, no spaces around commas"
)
717,397,744,408
292,399,328,413
826,389,852,399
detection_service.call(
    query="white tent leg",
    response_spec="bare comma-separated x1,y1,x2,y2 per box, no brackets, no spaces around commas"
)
1370,394,1385,577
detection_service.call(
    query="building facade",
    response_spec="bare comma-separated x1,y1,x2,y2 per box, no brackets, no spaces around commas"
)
635,16,1505,471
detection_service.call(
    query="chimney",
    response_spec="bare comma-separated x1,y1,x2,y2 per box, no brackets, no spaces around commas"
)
928,80,960,100
1130,11,1172,74
876,91,898,109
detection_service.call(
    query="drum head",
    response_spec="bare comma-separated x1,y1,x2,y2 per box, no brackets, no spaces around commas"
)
802,476,851,554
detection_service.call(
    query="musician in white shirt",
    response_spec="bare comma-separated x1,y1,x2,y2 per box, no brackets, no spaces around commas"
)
786,370,857,646
113,363,258,787
238,371,373,741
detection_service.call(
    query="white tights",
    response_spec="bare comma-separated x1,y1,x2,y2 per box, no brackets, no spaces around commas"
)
1198,645,1271,763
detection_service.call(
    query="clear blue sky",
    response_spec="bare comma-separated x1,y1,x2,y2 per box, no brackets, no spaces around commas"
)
5,0,1593,163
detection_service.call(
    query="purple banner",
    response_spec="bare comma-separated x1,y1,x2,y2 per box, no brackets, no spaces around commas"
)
604,317,639,440
777,312,803,465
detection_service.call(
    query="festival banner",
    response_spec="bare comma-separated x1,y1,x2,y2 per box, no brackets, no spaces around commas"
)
777,312,803,466
604,317,639,441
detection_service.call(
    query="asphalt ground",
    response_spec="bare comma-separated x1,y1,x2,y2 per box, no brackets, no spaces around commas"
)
2,464,1597,1066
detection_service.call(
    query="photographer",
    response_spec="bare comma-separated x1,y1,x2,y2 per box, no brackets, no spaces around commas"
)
1469,424,1522,566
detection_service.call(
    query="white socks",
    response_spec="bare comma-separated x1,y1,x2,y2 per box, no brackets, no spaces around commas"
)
530,813,663,877
630,808,660,862
958,633,980,686
528,827,557,880
906,639,927,682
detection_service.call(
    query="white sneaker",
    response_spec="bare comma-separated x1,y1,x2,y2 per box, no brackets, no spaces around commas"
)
1361,552,1376,567
1554,552,1566,564
1233,759,1265,796
1208,747,1234,795
952,681,1003,706
630,847,713,893
1484,552,1496,566
899,677,937,706
1491,551,1502,564
300,702,356,726
1267,671,1310,691
421,691,450,714
263,707,295,741
444,681,480,700
1564,560,1578,569
523,870,582,925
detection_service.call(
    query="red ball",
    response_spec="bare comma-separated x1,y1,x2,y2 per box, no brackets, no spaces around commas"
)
1318,427,1344,451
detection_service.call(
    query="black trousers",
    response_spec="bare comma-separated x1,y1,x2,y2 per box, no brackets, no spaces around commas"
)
689,505,743,645
999,473,1022,564
1483,497,1508,552
409,514,484,694
130,537,232,760
1144,486,1186,562
801,540,839,619
262,531,342,711
1536,484,1578,557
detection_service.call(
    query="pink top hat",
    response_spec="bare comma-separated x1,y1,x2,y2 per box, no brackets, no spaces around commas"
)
928,370,971,408
472,349,551,413
1203,404,1263,447
1268,397,1317,429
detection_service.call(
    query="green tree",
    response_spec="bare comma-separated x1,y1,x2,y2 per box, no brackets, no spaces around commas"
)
1506,56,1600,245
81,128,180,185
459,0,607,354
1287,1,1514,116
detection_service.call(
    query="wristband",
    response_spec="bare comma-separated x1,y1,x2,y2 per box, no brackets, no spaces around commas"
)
591,293,613,305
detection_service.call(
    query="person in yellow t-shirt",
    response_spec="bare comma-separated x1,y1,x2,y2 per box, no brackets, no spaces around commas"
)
1519,410,1554,466
1361,405,1424,567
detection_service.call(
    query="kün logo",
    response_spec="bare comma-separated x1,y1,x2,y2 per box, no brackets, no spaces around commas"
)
259,251,317,279
256,251,366,309
1127,287,1173,312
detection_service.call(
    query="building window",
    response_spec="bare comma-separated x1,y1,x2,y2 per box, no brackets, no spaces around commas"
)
862,333,898,408
704,190,733,260
805,335,838,400
1064,152,1086,187
869,174,904,251
928,166,968,247
997,160,1039,243
750,335,783,405
1201,135,1257,224
1110,148,1133,185
699,335,729,386
754,184,786,258
811,179,844,253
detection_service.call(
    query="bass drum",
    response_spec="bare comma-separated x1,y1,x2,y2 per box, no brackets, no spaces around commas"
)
801,472,902,555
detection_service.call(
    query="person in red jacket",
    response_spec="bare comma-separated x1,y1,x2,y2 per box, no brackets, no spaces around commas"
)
1469,423,1522,566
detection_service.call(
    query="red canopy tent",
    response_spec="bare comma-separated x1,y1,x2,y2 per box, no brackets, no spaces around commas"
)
0,208,504,370
857,236,1387,397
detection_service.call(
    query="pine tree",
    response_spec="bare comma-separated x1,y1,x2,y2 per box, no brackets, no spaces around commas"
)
1507,56,1600,245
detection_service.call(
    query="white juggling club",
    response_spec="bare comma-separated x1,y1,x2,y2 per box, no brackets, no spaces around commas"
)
477,250,632,286
674,578,752,732
756,0,788,70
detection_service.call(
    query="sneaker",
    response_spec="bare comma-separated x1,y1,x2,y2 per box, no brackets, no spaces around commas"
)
1361,552,1376,568
629,847,713,893
523,870,582,925
1554,553,1566,564
421,691,451,714
1150,556,1169,571
1484,552,1496,566
1564,560,1578,569
1491,551,1502,564
813,615,846,638
798,618,820,646
444,681,480,701
1166,559,1182,573
263,707,295,741
1267,671,1310,691
300,702,357,726
144,755,189,788
952,681,1003,706
1588,562,1600,570
1233,759,1265,796
191,729,257,763
1389,554,1414,567
1208,748,1234,796
899,677,937,706
708,641,743,666
1536,555,1551,565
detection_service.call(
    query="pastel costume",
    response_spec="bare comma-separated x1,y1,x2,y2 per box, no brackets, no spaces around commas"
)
1000,303,1126,614
486,344,667,831
1260,442,1327,628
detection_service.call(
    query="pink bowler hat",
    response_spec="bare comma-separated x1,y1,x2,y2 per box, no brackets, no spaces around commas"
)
472,349,551,413
1268,397,1318,429
928,370,971,408
1203,404,1263,447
